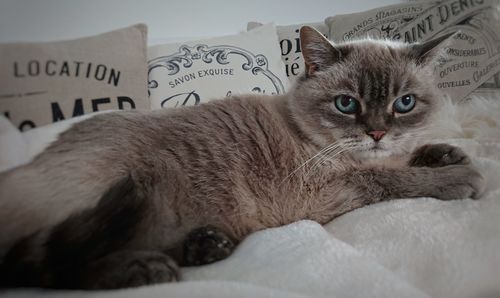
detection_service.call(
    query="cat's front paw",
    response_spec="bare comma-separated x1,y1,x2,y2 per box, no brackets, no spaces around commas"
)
182,226,235,266
431,165,485,200
409,143,470,168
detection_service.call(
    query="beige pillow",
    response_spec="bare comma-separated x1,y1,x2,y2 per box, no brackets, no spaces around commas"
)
147,23,289,109
248,22,329,79
325,0,500,101
0,24,149,131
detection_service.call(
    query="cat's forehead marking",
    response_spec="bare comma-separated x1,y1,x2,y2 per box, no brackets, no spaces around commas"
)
339,41,415,105
358,69,391,103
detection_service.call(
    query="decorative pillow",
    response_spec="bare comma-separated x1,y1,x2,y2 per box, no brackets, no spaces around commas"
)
147,23,289,109
0,24,149,131
247,22,329,79
325,0,500,101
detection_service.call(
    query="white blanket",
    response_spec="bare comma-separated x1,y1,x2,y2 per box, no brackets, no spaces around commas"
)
1,96,500,298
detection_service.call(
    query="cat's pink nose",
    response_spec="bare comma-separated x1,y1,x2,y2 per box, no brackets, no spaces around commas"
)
367,130,386,141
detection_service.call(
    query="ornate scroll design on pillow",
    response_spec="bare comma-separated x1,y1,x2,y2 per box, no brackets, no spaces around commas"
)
147,44,286,97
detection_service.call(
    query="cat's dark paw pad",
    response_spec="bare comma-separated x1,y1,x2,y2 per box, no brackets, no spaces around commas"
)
409,143,470,168
183,226,235,266
85,250,179,289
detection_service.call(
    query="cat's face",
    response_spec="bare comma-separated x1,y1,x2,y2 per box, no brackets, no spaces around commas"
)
290,27,453,161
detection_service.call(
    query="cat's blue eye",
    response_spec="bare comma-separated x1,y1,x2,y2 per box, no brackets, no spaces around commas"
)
334,95,360,114
393,94,416,113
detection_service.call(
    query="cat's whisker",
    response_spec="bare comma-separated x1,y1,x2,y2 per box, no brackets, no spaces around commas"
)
278,141,341,186
305,142,351,171
299,147,342,183
306,145,345,173
292,144,353,203
287,141,349,200
304,143,358,179
320,145,357,170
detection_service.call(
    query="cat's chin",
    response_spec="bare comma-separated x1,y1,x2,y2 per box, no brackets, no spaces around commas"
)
352,147,396,161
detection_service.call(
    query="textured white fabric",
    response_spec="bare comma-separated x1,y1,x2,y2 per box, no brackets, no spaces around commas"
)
1,95,500,298
0,116,28,172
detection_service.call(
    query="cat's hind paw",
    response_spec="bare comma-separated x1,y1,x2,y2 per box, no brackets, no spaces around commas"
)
182,226,235,266
84,250,179,289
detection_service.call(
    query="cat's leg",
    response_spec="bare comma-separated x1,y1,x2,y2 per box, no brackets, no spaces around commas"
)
0,176,183,289
349,163,483,202
341,145,484,202
314,148,484,222
182,225,236,266
0,163,114,255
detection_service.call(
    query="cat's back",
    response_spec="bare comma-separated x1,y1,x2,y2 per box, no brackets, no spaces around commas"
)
149,95,301,172
49,94,299,172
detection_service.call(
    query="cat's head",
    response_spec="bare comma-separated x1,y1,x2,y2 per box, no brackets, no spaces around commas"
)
289,26,454,161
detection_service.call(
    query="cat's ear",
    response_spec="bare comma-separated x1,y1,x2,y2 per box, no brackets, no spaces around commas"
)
300,26,341,77
410,32,456,65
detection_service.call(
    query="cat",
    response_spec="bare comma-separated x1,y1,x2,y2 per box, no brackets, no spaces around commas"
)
0,26,484,289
